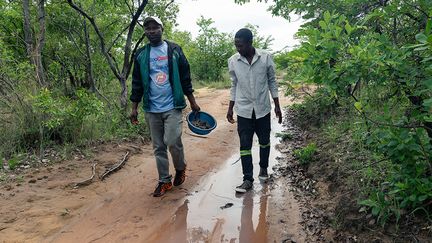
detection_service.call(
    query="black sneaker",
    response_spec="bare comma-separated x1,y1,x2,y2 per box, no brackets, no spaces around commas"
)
235,180,253,193
153,181,173,197
173,167,186,186
258,168,269,180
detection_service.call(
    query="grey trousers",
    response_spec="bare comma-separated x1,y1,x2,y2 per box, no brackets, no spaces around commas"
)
145,109,186,183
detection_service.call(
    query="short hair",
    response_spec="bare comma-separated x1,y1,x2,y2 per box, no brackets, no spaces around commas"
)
235,28,253,43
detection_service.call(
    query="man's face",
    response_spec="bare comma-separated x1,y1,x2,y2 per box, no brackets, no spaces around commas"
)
234,38,251,57
144,21,163,44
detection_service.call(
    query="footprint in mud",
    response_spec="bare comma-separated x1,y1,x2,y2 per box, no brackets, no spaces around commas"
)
3,215,17,224
132,215,143,223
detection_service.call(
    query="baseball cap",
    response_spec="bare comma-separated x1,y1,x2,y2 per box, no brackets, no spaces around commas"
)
143,16,163,28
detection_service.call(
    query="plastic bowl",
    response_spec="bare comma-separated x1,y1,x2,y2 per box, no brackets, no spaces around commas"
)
186,111,217,135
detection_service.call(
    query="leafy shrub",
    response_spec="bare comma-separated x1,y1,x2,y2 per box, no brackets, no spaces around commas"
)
32,88,105,144
7,156,19,170
294,143,317,165
278,6,432,225
189,17,235,81
360,127,432,225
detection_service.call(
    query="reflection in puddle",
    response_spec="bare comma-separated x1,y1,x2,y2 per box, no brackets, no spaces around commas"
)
239,187,268,243
151,200,189,243
149,117,298,242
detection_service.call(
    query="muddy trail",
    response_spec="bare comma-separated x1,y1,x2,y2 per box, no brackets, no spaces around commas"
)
0,88,337,243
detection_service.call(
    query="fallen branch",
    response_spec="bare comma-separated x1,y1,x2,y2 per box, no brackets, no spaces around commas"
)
73,163,97,188
100,151,130,180
128,144,142,151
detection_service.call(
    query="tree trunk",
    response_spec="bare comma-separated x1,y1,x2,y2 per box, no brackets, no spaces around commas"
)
22,0,33,59
35,0,46,86
120,76,127,108
22,0,46,86
83,18,96,92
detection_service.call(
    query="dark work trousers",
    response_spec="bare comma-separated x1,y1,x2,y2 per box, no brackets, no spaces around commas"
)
237,111,271,182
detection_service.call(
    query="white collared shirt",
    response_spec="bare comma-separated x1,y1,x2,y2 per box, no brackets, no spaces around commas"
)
228,48,278,119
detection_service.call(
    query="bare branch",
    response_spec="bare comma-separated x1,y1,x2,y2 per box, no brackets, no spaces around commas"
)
301,85,313,98
73,163,97,188
165,0,175,10
124,0,134,17
107,23,131,53
66,0,121,80
100,152,130,180
121,0,148,77
126,33,146,78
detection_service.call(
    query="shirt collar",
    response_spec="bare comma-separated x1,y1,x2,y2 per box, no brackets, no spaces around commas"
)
237,48,262,64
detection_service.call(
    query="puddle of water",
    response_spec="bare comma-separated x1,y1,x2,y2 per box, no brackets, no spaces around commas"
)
149,116,302,242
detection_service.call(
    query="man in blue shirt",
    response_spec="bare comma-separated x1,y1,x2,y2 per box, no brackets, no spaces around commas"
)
130,16,200,197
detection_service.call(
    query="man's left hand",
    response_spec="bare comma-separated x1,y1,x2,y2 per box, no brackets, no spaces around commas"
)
275,106,282,124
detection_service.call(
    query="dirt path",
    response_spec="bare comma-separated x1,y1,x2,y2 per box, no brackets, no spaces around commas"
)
0,88,299,243
0,89,299,242
0,89,230,242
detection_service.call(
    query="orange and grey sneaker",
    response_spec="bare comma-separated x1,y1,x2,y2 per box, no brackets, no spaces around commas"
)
173,167,186,186
153,181,173,197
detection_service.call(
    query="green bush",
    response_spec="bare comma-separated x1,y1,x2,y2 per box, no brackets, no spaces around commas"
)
281,7,432,225
294,143,317,165
7,156,19,170
189,17,235,81
360,127,432,225
32,88,105,144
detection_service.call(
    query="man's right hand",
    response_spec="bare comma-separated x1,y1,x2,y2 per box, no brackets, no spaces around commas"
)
226,109,235,124
130,109,139,125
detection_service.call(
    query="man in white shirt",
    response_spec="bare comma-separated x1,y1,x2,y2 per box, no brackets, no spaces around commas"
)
226,28,282,193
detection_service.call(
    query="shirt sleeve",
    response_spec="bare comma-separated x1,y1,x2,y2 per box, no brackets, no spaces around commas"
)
228,58,238,101
267,54,278,98
130,54,144,103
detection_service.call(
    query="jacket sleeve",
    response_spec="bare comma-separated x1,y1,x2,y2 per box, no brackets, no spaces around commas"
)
130,52,144,103
177,46,194,95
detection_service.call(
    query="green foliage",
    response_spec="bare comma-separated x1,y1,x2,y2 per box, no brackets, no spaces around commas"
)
188,16,235,81
293,143,317,165
32,89,104,139
274,48,304,79
170,18,274,83
270,0,432,225
244,23,274,50
7,156,19,170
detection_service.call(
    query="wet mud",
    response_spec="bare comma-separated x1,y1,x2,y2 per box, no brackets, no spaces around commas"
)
0,88,317,243
148,114,306,242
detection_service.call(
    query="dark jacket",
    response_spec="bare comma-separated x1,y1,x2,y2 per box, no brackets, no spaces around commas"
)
130,40,193,111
